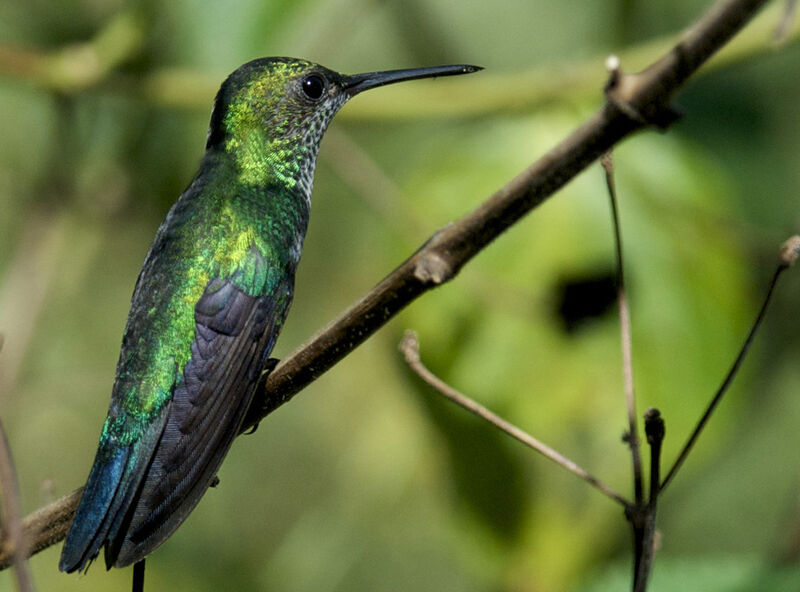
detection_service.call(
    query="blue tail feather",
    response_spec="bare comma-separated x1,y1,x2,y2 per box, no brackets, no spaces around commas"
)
59,447,129,573
60,408,169,573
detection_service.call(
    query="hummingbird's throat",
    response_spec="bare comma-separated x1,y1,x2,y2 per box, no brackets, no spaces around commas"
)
226,126,316,198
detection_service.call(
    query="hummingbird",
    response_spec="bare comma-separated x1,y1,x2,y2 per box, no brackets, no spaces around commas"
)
59,57,480,573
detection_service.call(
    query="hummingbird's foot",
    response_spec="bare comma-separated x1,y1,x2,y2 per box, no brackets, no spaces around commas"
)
244,358,280,435
210,475,220,488
263,357,280,375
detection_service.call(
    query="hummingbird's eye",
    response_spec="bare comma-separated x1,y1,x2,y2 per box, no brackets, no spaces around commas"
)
301,74,325,100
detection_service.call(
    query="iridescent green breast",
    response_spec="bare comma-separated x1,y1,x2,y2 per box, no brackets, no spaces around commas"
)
103,163,309,446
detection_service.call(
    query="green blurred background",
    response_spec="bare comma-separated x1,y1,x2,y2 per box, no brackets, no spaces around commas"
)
1,1,800,590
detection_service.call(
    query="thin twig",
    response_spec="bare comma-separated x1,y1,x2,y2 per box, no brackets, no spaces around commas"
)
0,334,34,591
773,0,798,44
660,235,800,492
645,410,665,509
0,213,71,399
601,151,644,506
399,330,631,507
602,150,647,590
0,418,35,592
633,409,665,592
0,0,775,568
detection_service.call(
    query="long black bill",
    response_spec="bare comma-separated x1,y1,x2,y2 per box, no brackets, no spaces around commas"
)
342,64,482,96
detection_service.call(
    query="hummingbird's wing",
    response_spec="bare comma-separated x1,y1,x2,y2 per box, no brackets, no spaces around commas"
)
107,274,286,567
60,261,289,572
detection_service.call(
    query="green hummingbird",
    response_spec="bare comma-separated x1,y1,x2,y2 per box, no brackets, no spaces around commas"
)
59,57,480,573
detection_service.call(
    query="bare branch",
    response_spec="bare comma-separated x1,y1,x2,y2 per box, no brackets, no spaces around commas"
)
0,0,775,569
0,418,35,591
633,409,666,592
780,235,800,266
0,490,79,570
399,331,631,507
601,151,644,507
246,0,773,431
602,150,650,590
660,235,799,492
773,0,798,44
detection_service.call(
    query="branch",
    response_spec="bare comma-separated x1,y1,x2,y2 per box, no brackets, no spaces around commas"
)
660,234,800,492
0,337,35,590
0,418,35,591
774,0,798,43
248,0,773,425
601,149,648,588
399,331,631,507
0,491,79,571
633,409,666,592
601,151,644,507
0,0,775,570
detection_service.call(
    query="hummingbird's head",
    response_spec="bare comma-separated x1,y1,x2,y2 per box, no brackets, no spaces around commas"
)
206,58,346,154
205,57,480,192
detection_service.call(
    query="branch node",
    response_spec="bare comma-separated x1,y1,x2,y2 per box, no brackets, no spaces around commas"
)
604,59,683,130
605,54,622,87
780,234,800,267
413,251,453,285
625,503,646,529
399,330,421,364
644,408,665,445
601,150,614,174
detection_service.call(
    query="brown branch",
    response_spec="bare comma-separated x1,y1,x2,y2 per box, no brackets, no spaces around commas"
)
601,151,644,507
660,234,800,492
248,0,773,425
399,331,631,507
601,150,648,589
0,0,774,570
633,409,666,592
0,491,79,571
774,0,798,43
0,418,35,591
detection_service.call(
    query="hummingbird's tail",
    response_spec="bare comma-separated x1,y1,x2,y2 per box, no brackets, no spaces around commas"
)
59,411,168,573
